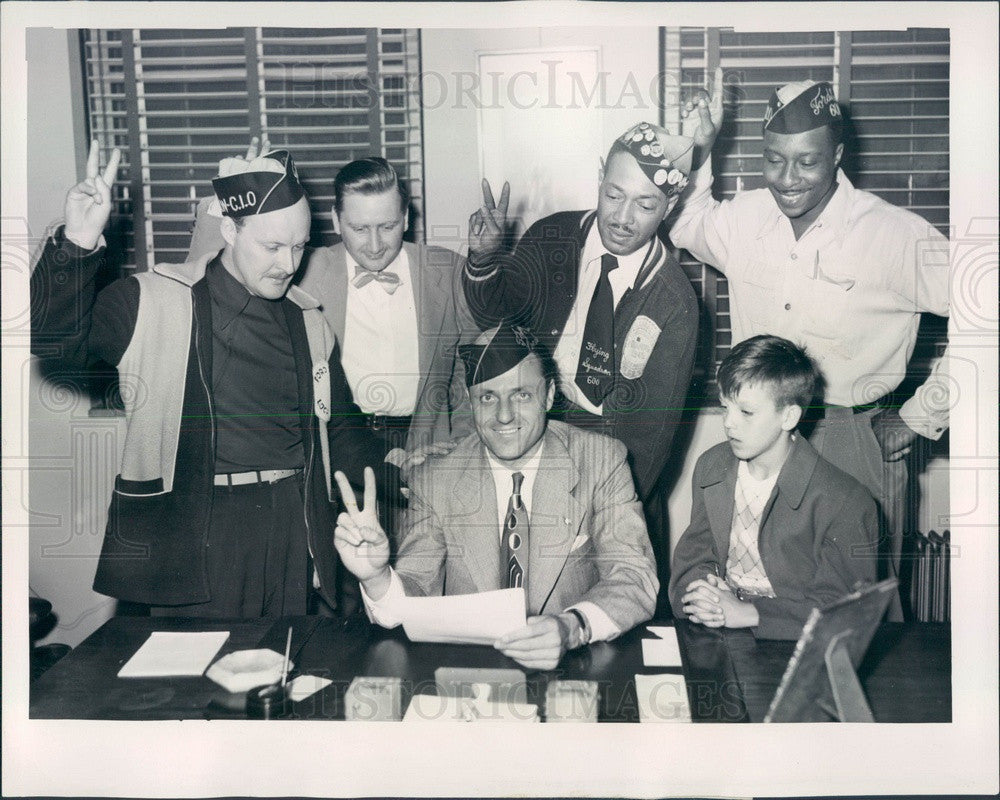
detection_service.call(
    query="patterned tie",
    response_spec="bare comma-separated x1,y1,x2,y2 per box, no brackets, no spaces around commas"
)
501,472,529,590
725,479,776,598
351,266,401,294
575,253,619,405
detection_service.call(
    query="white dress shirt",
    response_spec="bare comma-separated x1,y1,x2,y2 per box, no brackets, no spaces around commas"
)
553,222,661,415
341,247,421,416
670,157,951,438
363,441,621,642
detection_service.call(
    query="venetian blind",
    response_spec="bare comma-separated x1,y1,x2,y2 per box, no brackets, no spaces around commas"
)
83,27,424,271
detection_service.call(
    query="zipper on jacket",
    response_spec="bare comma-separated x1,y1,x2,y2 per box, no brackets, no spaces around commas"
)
193,304,216,560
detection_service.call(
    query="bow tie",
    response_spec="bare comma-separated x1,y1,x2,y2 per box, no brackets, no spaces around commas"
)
352,267,401,294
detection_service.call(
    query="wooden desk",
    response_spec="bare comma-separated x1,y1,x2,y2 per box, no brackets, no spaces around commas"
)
30,615,950,723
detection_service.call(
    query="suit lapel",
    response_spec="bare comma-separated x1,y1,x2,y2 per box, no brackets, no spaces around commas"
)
703,458,738,566
451,444,502,593
405,242,448,409
526,428,584,615
298,244,349,344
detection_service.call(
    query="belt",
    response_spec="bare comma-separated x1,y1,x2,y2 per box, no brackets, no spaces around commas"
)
823,398,886,419
213,468,302,487
362,413,412,432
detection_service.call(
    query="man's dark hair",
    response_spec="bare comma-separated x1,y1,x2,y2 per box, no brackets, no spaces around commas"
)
717,335,818,410
333,157,408,214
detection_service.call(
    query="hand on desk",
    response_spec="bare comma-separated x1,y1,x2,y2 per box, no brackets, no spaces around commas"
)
334,467,392,599
682,574,759,629
494,614,576,671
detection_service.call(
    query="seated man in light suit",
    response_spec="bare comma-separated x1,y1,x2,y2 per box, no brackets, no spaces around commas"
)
334,323,659,670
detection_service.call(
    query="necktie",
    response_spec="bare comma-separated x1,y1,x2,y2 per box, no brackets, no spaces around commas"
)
501,472,529,590
575,253,619,405
351,266,401,294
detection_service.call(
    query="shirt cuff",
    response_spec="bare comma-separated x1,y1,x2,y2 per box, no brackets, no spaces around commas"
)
684,155,715,197
899,393,948,440
566,601,621,643
359,568,407,629
463,253,499,281
58,226,107,254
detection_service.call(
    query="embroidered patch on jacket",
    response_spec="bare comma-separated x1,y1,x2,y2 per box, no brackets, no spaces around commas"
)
620,315,661,380
313,362,331,421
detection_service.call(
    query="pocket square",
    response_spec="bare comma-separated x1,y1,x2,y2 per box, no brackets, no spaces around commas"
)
570,534,590,553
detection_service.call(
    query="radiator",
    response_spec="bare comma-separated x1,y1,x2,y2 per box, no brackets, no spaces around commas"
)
908,530,950,623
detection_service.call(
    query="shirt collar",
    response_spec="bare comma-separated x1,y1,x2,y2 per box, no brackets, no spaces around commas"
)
345,245,409,286
484,440,545,480
582,214,658,289
206,256,254,329
756,168,855,242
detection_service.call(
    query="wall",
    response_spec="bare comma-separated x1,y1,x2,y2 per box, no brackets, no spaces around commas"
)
27,28,121,647
421,27,663,248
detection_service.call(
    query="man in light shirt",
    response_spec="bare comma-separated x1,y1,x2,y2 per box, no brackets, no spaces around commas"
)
333,324,658,670
671,72,951,616
461,123,701,600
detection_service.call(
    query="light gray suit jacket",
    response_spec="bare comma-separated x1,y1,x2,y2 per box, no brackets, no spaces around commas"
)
397,420,659,632
187,199,480,450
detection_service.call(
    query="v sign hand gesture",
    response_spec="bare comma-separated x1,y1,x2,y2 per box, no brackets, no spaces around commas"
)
467,178,510,263
681,66,726,170
65,140,122,251
333,467,392,598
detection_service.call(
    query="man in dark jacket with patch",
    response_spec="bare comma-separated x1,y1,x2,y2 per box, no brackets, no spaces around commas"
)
462,123,700,596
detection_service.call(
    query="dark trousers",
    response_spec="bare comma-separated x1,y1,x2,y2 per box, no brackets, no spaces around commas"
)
548,405,673,612
366,417,411,547
151,473,309,618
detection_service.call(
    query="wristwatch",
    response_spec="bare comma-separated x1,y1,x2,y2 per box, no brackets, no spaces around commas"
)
565,608,592,648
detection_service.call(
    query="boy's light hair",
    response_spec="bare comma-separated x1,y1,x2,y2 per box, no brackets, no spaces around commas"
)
717,335,818,410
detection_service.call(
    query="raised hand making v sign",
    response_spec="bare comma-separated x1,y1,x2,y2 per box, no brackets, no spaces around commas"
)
466,178,510,265
333,466,393,600
64,139,122,251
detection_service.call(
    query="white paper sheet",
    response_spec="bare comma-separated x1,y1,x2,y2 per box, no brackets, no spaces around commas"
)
634,673,692,723
117,631,230,678
400,588,525,645
286,674,334,702
645,625,676,638
641,628,683,667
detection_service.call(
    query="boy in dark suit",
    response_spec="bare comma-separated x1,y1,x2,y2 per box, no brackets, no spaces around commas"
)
669,335,878,640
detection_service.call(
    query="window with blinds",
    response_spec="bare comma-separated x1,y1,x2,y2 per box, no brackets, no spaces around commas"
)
83,27,423,271
662,27,949,404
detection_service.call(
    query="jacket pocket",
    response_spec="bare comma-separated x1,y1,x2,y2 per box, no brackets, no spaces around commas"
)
113,475,166,497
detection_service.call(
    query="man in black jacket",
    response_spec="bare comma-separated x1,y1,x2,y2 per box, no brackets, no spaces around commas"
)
462,123,700,595
31,141,389,617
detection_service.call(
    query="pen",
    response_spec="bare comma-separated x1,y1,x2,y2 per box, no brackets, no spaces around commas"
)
280,626,293,688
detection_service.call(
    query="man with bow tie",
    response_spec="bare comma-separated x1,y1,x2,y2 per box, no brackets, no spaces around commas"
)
189,147,480,466
333,323,658,670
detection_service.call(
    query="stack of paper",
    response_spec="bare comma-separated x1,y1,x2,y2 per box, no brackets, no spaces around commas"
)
641,626,683,667
117,631,230,678
400,588,526,644
634,674,692,723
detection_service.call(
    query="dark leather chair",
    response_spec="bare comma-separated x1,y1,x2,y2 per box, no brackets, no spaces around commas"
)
30,597,71,681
